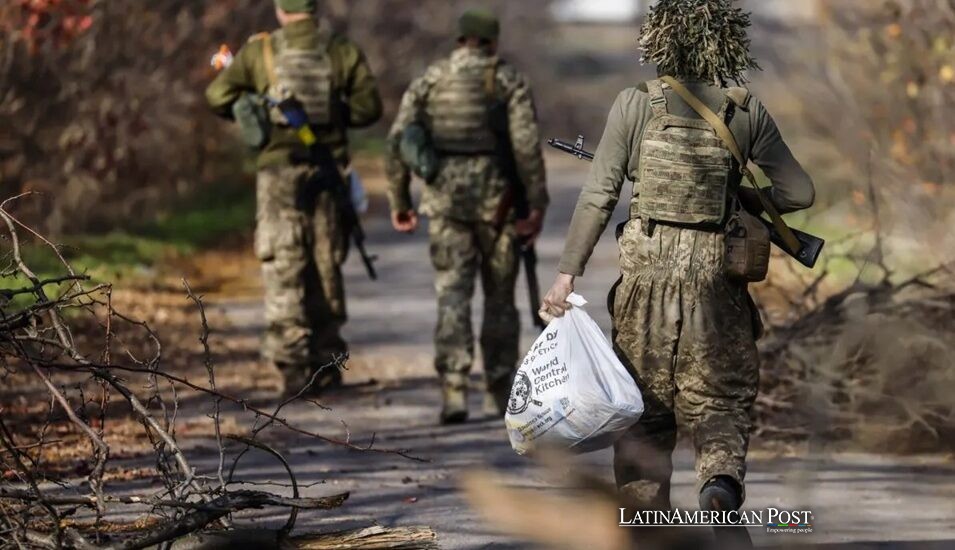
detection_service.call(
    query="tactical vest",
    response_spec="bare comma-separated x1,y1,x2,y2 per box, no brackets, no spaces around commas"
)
425,55,498,154
634,79,735,227
265,28,336,126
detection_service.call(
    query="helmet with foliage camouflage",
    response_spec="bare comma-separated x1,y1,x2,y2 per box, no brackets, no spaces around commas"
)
639,0,760,85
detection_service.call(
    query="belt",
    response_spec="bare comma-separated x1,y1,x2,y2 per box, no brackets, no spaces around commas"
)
628,201,729,234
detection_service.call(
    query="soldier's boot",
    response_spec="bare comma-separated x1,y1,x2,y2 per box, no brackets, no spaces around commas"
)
277,364,311,397
278,363,342,397
440,378,468,425
481,377,512,418
700,476,753,549
310,365,343,393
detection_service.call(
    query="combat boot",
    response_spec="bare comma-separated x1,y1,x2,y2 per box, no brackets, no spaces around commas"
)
700,476,753,549
440,379,468,425
278,363,342,397
278,364,310,397
482,378,513,418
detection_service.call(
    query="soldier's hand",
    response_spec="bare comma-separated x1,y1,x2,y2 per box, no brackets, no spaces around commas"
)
515,209,544,246
391,210,419,234
540,273,575,322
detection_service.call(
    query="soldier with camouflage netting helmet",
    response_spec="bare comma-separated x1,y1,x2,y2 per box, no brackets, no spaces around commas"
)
639,0,760,85
540,0,815,539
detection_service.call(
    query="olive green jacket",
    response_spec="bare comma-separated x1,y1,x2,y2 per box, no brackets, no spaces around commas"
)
205,18,382,168
558,80,815,276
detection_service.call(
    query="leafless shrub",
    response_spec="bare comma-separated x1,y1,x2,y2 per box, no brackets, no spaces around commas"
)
0,194,422,548
740,0,955,452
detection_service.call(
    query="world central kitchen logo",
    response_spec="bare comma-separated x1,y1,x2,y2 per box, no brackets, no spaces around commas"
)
619,508,814,533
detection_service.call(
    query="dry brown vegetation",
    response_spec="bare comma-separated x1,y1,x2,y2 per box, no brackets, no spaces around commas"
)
0,0,555,236
0,197,435,548
748,0,955,452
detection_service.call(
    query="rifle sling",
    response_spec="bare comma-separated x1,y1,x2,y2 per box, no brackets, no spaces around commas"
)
261,33,277,87
659,76,801,254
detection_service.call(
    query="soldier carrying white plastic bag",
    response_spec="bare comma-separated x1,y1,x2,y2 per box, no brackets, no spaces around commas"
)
506,293,643,455
539,0,815,536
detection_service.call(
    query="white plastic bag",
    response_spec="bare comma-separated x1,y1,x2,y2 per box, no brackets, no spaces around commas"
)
505,293,643,455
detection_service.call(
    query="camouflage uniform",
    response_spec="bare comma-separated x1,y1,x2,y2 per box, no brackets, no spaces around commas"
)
558,80,815,509
206,16,382,384
386,46,548,408
610,218,761,509
254,164,348,368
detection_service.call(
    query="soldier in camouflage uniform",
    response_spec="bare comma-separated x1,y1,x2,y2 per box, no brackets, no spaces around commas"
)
541,0,814,520
386,9,549,424
205,0,382,394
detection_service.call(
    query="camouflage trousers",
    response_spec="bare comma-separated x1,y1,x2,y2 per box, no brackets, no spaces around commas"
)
428,217,520,391
610,218,761,510
255,164,348,372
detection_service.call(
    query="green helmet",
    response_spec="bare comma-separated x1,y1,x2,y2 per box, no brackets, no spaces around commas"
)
274,0,316,13
639,0,760,84
457,8,500,41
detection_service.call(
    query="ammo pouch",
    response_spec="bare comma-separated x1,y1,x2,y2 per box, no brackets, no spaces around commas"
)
400,122,439,184
232,93,271,150
724,208,771,282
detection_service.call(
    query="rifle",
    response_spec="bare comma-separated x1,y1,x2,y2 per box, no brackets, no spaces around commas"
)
489,100,546,330
211,43,377,278
547,135,825,269
279,97,378,280
339,171,378,280
494,179,546,331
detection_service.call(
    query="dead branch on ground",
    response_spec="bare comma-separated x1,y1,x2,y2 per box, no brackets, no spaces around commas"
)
0,196,421,548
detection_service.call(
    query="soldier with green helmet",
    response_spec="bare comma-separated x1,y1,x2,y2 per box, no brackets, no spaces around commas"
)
386,9,549,424
541,0,814,526
205,0,382,394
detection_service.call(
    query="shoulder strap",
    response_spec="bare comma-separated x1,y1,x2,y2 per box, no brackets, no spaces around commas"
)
660,76,801,253
726,86,751,110
248,32,269,44
255,32,277,88
484,56,500,98
645,79,668,117
317,21,341,91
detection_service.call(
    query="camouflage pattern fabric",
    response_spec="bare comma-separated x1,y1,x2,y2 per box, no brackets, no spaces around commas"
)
424,50,499,154
269,27,335,125
386,47,548,221
429,217,519,390
255,164,348,371
636,79,733,226
610,218,761,511
385,46,548,396
206,18,382,170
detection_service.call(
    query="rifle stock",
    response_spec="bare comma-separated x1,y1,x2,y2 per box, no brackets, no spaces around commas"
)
348,213,378,280
547,135,824,269
522,245,547,330
761,218,823,269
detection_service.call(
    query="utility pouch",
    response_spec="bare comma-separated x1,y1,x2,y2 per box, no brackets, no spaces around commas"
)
400,122,439,184
724,208,771,282
232,93,271,150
